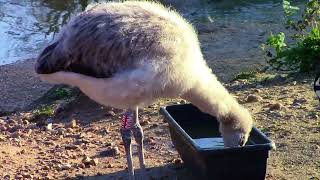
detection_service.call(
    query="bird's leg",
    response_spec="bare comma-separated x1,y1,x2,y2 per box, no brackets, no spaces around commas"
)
120,110,135,180
131,107,146,176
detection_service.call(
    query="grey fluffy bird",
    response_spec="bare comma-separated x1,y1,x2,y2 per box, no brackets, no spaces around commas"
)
36,1,253,180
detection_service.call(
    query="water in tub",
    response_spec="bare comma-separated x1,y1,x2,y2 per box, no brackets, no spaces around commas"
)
194,137,225,149
183,125,225,149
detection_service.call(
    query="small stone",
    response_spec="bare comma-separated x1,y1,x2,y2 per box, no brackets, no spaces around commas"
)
269,103,284,111
45,175,54,180
0,125,7,131
57,128,66,135
3,175,10,180
15,175,23,179
140,120,150,126
10,124,23,132
148,104,157,109
150,124,158,128
20,149,26,154
22,173,33,179
172,158,183,165
23,120,29,125
99,127,110,135
25,129,32,136
90,158,99,166
105,142,114,147
292,98,308,105
271,111,283,117
22,113,32,120
65,144,79,150
27,124,37,130
171,158,184,169
7,119,17,125
75,138,90,145
59,163,72,170
180,100,187,104
82,155,92,165
246,95,263,103
78,163,86,169
0,136,5,142
66,128,74,133
104,146,120,156
46,123,53,131
44,141,56,146
308,112,319,120
253,89,261,93
144,138,156,146
67,119,77,128
10,131,21,138
106,163,114,168
284,114,295,120
292,81,297,85
105,111,116,117
256,84,264,88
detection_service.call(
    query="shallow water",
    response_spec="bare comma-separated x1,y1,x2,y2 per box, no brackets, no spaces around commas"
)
193,137,225,149
0,0,304,65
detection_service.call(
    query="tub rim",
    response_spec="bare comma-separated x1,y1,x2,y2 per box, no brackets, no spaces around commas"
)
160,104,276,154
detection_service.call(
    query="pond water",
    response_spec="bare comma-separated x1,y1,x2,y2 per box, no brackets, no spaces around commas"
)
0,0,304,65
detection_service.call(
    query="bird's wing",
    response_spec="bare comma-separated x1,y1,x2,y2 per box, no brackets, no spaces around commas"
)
54,6,163,78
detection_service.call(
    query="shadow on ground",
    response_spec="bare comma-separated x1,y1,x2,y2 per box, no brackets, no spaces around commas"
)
73,164,192,180
227,72,314,93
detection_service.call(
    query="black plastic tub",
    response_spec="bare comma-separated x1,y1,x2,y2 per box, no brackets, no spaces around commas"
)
160,104,276,180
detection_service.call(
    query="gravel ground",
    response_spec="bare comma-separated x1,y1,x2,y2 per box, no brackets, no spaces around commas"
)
0,72,319,180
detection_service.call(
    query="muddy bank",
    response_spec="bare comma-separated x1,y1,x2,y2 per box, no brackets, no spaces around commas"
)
0,59,53,115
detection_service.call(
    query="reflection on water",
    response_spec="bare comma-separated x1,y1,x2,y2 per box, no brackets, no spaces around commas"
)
0,0,303,65
0,0,97,65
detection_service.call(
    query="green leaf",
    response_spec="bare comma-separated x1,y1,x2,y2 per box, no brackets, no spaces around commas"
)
283,0,300,17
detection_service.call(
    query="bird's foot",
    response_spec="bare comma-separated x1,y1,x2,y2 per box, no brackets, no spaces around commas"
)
120,128,135,180
132,124,147,179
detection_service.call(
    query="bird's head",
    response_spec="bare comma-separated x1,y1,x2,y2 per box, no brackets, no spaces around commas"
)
218,106,253,147
35,41,70,74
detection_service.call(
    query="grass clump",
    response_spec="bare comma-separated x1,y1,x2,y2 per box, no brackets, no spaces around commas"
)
30,105,56,123
233,70,276,84
234,71,258,80
47,87,73,100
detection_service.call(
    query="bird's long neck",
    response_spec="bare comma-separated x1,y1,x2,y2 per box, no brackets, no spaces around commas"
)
182,74,239,119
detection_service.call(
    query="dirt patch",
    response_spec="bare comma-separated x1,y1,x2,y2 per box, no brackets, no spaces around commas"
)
0,59,53,115
0,72,319,179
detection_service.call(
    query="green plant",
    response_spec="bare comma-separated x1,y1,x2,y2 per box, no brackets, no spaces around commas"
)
31,105,55,122
263,0,320,72
234,71,258,80
48,87,72,100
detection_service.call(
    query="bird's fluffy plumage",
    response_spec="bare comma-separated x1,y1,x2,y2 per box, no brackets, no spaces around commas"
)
36,1,210,107
36,1,253,147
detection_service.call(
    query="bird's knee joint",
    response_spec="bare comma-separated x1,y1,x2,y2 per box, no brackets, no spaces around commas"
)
120,128,132,144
